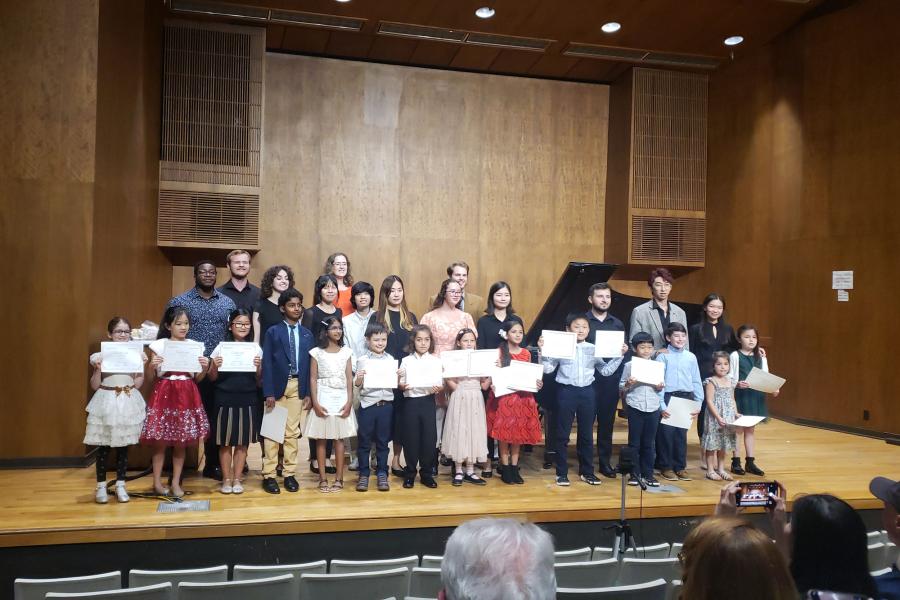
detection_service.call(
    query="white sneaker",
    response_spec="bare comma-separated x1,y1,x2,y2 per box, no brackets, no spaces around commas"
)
114,481,129,503
232,480,244,494
95,483,109,504
348,456,359,471
221,480,233,494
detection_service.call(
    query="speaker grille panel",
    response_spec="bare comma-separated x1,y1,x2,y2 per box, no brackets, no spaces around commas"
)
158,189,259,247
631,215,705,263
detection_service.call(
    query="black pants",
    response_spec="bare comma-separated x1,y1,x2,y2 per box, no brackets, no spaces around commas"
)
198,379,218,470
555,384,596,477
594,376,620,469
402,394,436,477
96,446,128,482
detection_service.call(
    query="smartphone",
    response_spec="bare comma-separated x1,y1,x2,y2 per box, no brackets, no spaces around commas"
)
735,481,778,507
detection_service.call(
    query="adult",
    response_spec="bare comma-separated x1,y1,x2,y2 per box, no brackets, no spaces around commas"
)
252,265,297,347
429,261,486,324
217,249,260,314
323,252,354,316
375,275,418,477
584,282,626,479
628,267,688,351
870,476,900,599
164,260,236,479
343,281,376,363
476,281,522,350
689,293,736,459
679,517,796,600
301,274,343,339
440,517,556,600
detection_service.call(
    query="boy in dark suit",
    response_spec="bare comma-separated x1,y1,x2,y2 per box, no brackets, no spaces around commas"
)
261,288,314,494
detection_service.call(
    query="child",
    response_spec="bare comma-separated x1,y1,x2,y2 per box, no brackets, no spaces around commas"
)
304,316,356,492
619,332,665,488
353,323,396,492
701,351,740,481
442,328,490,486
729,324,778,476
342,281,376,473
541,313,626,486
85,317,147,503
487,321,542,485
142,307,210,498
655,322,703,482
261,288,314,495
398,324,443,489
208,309,262,494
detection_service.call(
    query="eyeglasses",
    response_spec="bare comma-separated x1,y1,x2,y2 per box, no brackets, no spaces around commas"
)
232,323,251,328
447,290,462,296
111,330,131,335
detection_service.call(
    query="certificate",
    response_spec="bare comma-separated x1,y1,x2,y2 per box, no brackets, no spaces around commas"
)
362,357,398,389
730,415,766,428
491,367,515,397
661,397,699,430
467,349,499,377
745,367,786,393
630,357,665,386
161,340,205,373
405,358,443,389
594,331,625,358
317,386,348,416
506,361,544,393
100,341,145,373
260,405,288,444
541,330,577,359
441,350,471,378
216,342,259,372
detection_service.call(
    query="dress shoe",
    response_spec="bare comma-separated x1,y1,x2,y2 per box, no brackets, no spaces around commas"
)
599,465,617,479
283,476,299,492
403,477,415,489
675,470,692,481
660,469,678,481
420,475,438,488
262,478,281,494
391,467,406,478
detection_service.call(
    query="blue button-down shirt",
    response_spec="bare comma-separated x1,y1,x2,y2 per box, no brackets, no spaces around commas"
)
656,344,703,408
166,287,236,356
542,342,623,387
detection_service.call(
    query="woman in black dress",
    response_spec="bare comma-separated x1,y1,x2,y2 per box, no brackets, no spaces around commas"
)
252,265,297,346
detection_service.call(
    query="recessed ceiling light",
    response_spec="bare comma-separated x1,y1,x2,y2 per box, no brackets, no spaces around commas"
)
724,35,744,46
601,22,621,34
335,0,351,3
475,7,495,19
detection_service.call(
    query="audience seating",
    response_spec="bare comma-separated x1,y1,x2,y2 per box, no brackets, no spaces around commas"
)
887,542,898,566
556,578,668,599
554,559,620,589
621,544,671,559
45,583,173,600
419,555,443,568
128,566,228,588
591,547,615,561
14,571,122,600
408,567,442,598
616,558,681,586
329,556,419,574
868,542,888,571
178,573,294,599
666,580,682,600
871,567,893,577
232,560,326,597
667,543,682,559
555,547,593,562
298,567,410,600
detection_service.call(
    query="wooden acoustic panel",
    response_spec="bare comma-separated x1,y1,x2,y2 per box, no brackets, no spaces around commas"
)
631,214,705,264
158,187,260,248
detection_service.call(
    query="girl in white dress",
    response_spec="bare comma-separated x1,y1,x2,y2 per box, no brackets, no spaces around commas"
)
304,316,357,492
85,317,147,504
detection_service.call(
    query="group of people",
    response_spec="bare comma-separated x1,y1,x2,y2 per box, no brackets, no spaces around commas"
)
84,251,780,501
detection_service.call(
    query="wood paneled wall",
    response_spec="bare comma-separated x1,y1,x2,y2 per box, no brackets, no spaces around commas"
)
678,0,900,434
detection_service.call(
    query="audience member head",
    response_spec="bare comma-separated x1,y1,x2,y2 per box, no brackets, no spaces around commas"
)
680,517,795,600
870,476,900,546
789,494,877,598
441,517,555,600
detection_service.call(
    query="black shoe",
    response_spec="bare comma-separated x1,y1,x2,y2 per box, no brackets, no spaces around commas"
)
421,475,438,488
523,444,533,453
243,464,250,475
500,464,514,485
403,477,415,489
325,463,337,474
310,462,319,475
730,457,746,475
628,475,640,486
202,467,223,481
599,465,617,479
262,478,281,494
391,467,406,478
481,469,493,479
745,458,765,476
645,477,660,487
512,465,524,484
283,476,299,492
580,473,602,486
543,460,554,470
440,455,453,467
464,473,487,486
452,473,464,487
556,475,571,487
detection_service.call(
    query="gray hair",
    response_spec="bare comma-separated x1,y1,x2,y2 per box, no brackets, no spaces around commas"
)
441,517,556,600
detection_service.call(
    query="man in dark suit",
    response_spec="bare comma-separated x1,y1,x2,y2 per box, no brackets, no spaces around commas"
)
261,288,314,494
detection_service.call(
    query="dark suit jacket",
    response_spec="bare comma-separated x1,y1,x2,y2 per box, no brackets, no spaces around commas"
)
262,321,314,399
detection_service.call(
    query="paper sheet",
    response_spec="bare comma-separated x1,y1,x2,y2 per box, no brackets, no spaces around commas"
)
217,342,259,372
744,367,786,393
541,330,577,359
405,357,443,388
441,350,471,378
361,357,399,389
661,397,699,430
506,361,544,393
630,357,665,386
729,415,766,428
100,341,145,373
594,331,625,358
491,367,516,397
260,405,288,444
317,386,348,416
467,349,499,377
160,340,205,373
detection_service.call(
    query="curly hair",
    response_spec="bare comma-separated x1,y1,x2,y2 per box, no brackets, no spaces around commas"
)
323,252,353,286
260,265,295,300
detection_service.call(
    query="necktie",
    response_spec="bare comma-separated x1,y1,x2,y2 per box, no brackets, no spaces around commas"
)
289,325,298,375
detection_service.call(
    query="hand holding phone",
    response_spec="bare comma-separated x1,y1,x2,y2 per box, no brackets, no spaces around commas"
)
735,481,779,507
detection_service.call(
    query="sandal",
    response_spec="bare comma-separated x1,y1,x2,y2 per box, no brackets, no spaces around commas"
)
706,471,723,481
318,479,330,493
718,470,733,481
330,479,344,492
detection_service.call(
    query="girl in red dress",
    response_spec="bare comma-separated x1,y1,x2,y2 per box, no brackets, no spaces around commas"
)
487,320,543,485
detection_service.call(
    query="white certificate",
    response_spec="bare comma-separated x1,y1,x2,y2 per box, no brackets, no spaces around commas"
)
441,350,471,378
100,341,145,373
745,367,786,393
362,357,398,389
594,331,625,358
217,342,259,372
317,386,349,416
405,358,443,389
491,367,516,397
506,361,544,393
630,357,665,386
161,340,205,373
730,415,766,428
260,405,288,444
541,330,577,359
467,349,499,377
661,397,699,430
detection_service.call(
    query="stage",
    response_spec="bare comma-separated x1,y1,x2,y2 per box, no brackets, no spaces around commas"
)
1,419,895,550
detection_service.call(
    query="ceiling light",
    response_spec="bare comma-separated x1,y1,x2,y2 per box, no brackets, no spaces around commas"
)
335,0,351,3
724,35,744,46
601,22,621,34
475,7,495,19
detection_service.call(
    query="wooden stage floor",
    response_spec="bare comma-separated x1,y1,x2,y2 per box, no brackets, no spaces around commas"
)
1,419,896,548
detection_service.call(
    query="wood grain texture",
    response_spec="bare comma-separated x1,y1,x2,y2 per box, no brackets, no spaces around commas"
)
0,419,894,548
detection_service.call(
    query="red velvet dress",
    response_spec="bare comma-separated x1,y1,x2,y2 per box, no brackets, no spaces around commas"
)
486,348,542,444
140,340,209,446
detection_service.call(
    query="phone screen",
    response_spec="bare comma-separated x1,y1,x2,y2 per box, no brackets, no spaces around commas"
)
735,482,778,507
